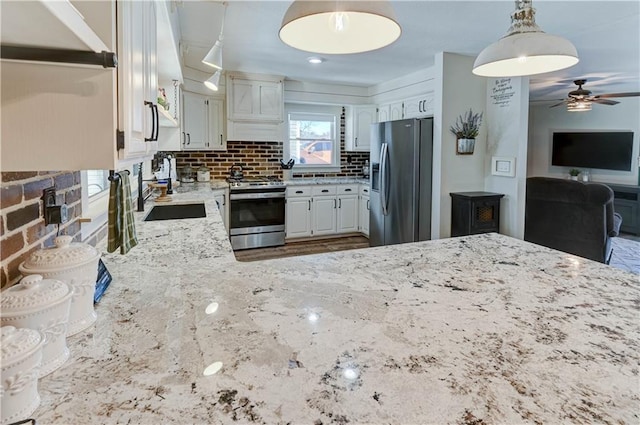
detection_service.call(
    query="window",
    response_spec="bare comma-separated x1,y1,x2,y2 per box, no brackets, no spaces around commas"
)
285,104,341,171
87,170,110,197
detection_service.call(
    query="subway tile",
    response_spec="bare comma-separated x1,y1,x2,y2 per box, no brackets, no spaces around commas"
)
6,203,40,231
23,177,54,201
1,232,25,259
1,185,23,209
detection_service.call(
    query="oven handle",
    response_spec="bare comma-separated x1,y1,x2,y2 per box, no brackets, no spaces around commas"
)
230,192,285,200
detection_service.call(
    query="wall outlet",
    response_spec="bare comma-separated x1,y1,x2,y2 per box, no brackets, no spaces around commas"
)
42,187,69,225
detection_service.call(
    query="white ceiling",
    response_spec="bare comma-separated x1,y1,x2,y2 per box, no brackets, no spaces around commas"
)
178,0,640,102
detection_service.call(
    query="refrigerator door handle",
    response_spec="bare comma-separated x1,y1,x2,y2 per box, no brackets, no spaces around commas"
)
380,142,389,216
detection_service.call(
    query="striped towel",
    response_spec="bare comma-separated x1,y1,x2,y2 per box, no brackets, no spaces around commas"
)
107,171,138,254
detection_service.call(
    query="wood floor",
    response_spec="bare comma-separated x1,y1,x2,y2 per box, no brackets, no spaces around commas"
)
234,236,370,262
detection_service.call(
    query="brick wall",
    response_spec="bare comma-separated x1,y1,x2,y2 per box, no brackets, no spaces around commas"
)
169,108,370,180
0,171,106,289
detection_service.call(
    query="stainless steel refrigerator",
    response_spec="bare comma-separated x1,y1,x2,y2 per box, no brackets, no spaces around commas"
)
370,118,433,246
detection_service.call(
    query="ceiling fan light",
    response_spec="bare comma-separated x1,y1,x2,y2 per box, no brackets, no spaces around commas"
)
204,70,222,91
567,101,591,112
279,1,401,54
202,40,223,69
473,0,579,77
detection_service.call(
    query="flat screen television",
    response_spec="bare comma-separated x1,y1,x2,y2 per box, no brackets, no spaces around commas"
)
551,131,634,171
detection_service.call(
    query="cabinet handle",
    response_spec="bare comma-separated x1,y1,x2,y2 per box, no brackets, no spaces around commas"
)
339,198,342,208
223,194,226,206
345,188,352,192
296,190,303,194
321,189,329,193
220,134,223,145
367,200,370,210
308,200,311,211
153,103,160,141
144,101,155,141
355,136,358,146
187,133,191,145
182,132,186,146
334,199,336,209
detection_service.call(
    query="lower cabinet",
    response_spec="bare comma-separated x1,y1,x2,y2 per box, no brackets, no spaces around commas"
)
359,194,370,236
286,184,365,239
212,188,229,233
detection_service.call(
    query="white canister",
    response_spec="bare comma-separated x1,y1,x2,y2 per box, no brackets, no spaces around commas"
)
1,326,44,425
1,275,73,377
197,165,211,182
19,235,100,336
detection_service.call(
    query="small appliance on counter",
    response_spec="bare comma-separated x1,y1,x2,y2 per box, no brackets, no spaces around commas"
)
1,326,44,425
19,235,100,336
180,165,195,183
197,165,211,182
229,164,244,179
363,159,370,178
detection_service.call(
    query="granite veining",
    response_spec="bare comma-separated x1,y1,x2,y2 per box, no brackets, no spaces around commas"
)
31,183,639,424
285,177,369,186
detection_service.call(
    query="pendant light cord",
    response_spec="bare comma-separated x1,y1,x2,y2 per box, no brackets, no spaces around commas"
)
219,2,227,43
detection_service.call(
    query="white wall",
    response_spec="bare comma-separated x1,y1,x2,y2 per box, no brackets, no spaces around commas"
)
484,77,530,238
528,98,639,185
434,52,488,238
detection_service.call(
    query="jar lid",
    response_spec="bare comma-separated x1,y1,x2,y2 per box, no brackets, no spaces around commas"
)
19,235,100,273
1,326,43,365
198,165,209,171
1,275,72,314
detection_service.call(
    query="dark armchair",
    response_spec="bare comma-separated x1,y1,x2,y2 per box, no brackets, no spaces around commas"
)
524,177,622,264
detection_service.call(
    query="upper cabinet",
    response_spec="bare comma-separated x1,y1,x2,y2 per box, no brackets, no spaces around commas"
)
226,72,284,142
345,105,377,152
181,91,225,151
403,93,434,119
1,0,160,171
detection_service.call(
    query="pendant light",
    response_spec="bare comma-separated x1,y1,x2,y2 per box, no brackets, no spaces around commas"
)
202,2,227,69
279,1,401,54
204,70,222,91
473,0,578,77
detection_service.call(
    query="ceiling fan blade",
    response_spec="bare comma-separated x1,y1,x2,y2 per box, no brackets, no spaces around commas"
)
549,101,567,108
595,92,640,99
592,98,619,105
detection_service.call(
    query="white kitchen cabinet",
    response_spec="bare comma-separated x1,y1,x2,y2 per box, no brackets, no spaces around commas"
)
345,105,377,152
313,196,338,236
226,72,284,142
378,101,404,122
403,93,435,119
212,188,229,232
1,0,160,171
117,0,158,160
337,185,359,233
181,91,225,151
286,197,313,238
359,185,370,236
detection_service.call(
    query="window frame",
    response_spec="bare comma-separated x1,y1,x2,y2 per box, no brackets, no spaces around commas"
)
284,103,342,173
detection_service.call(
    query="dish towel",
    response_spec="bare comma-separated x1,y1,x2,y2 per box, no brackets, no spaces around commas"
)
107,171,138,254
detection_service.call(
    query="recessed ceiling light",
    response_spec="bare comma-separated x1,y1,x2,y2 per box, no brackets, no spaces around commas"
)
307,57,325,64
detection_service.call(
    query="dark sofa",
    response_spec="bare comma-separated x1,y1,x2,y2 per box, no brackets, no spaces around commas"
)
524,177,622,263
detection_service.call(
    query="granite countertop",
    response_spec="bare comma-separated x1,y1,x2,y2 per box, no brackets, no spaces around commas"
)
33,183,639,424
285,177,370,186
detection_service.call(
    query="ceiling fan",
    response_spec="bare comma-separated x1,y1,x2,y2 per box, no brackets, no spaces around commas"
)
550,79,640,110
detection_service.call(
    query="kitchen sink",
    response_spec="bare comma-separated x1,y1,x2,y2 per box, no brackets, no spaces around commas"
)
144,203,206,221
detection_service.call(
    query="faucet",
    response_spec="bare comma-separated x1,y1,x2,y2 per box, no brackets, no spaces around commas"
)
137,161,174,211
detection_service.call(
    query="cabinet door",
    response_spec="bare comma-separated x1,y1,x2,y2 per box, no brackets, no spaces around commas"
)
360,195,370,236
182,92,208,150
345,105,376,152
213,189,229,232
143,0,158,155
337,195,359,233
389,101,404,121
286,197,312,238
228,77,283,122
208,98,226,150
313,196,337,236
377,104,390,123
404,94,434,119
257,81,283,121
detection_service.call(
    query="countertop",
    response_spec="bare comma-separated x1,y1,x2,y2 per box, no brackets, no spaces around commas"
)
33,183,639,424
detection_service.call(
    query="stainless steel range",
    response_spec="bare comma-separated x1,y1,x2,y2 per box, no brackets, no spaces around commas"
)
227,176,285,250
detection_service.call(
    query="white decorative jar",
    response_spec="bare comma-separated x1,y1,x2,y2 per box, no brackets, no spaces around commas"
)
1,275,73,377
1,326,44,425
19,235,100,336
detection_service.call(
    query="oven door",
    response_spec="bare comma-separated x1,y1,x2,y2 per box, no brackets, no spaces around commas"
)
229,190,285,235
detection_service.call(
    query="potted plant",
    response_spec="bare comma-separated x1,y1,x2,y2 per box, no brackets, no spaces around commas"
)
450,109,483,155
569,169,581,180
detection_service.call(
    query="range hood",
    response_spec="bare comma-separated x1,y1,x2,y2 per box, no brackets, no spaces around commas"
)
0,0,116,68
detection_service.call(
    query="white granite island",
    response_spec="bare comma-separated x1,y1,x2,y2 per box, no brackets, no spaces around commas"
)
33,183,639,424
